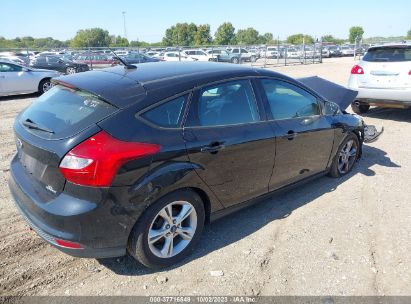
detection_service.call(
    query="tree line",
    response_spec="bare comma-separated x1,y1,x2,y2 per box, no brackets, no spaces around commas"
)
1,23,407,50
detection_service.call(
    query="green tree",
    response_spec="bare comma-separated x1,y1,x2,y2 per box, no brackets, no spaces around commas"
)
286,34,314,45
236,27,260,45
162,23,199,46
70,28,111,47
321,35,344,44
109,36,129,47
407,28,411,39
214,22,236,45
349,26,364,43
194,24,212,45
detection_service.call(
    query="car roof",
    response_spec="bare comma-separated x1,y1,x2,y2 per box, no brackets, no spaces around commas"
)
368,43,411,51
54,62,290,109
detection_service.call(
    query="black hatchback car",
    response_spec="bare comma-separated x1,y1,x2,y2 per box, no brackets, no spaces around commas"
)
9,62,368,268
30,55,89,74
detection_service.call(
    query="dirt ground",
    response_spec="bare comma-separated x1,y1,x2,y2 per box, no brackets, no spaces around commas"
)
0,57,410,296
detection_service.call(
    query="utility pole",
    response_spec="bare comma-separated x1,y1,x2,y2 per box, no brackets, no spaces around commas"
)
122,11,127,39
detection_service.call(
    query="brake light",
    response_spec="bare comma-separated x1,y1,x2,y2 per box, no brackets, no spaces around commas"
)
408,70,411,75
59,131,160,187
351,65,364,74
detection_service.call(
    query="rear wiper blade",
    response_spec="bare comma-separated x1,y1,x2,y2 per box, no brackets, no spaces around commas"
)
22,119,54,134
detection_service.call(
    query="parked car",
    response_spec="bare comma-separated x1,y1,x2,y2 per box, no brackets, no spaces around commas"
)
263,47,281,59
215,50,241,64
30,55,89,74
0,55,27,66
162,52,197,61
285,47,302,59
328,45,342,57
121,53,162,64
348,44,411,113
74,53,119,67
0,60,59,96
230,48,258,62
145,51,160,57
8,61,380,269
341,46,355,56
182,50,213,61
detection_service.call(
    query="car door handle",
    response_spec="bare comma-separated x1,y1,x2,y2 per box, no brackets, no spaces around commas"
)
200,142,225,154
283,130,297,140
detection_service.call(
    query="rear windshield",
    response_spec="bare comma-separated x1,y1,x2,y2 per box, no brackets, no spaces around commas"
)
20,85,116,139
363,46,411,62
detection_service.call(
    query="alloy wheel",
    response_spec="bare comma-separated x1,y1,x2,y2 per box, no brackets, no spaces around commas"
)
42,81,53,93
148,201,197,258
338,139,358,174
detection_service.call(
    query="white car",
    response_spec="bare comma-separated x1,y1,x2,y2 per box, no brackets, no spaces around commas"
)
340,46,355,56
0,60,60,96
162,52,197,62
348,44,411,113
145,51,160,57
285,48,302,59
182,49,212,61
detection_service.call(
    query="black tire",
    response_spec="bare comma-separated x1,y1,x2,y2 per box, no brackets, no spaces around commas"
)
38,78,52,95
328,133,360,178
127,189,205,269
66,66,77,74
250,55,256,62
231,57,239,64
351,102,370,114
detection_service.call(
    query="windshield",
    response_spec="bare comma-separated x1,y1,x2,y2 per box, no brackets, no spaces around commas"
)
20,85,116,139
363,46,411,62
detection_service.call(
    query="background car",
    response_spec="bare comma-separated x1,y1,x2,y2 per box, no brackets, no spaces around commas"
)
215,50,241,63
74,53,119,67
341,45,355,56
162,51,197,61
121,53,162,64
230,48,258,62
182,49,213,61
348,43,411,113
30,55,89,74
328,45,342,57
0,60,59,96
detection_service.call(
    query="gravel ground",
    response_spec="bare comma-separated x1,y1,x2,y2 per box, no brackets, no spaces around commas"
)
0,57,410,296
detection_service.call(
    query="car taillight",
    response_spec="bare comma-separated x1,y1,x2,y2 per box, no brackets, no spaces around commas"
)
351,65,364,74
59,131,160,187
408,70,411,75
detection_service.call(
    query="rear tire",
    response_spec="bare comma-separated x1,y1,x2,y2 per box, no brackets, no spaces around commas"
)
328,133,360,178
127,189,205,269
38,78,52,95
232,57,239,64
351,102,370,114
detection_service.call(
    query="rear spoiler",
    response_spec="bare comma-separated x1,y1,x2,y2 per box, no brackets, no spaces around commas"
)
298,76,358,110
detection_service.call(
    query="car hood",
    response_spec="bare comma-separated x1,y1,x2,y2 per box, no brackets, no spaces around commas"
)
297,76,358,110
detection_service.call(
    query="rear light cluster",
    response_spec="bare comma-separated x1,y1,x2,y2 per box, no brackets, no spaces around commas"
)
409,70,411,75
59,131,160,187
351,65,364,75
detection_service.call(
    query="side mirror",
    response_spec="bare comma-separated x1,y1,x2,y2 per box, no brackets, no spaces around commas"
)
324,101,341,116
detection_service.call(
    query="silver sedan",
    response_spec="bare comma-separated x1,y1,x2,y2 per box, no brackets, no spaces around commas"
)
0,60,60,97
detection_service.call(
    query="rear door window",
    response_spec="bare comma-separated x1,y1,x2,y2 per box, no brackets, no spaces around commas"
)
363,46,411,62
20,85,116,139
186,80,259,127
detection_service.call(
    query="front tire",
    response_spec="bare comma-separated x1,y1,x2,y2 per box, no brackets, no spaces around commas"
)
127,189,205,269
250,55,256,62
351,102,370,114
66,67,77,74
328,133,360,178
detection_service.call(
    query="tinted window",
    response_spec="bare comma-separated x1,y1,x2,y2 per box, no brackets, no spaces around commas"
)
0,63,22,72
363,46,411,62
141,96,186,128
187,80,259,127
261,79,320,120
20,85,116,139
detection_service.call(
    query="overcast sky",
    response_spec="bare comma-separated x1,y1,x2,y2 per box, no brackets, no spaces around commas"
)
1,0,410,42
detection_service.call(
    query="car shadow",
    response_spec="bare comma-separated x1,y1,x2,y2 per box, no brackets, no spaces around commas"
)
0,93,39,102
98,145,399,275
362,107,411,123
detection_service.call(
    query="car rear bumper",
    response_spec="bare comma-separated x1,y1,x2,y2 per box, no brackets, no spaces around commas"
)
348,81,411,106
7,154,137,258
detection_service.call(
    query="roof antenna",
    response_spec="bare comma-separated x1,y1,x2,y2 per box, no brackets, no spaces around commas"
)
108,47,137,70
